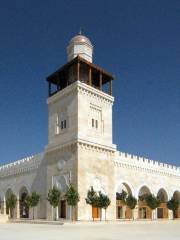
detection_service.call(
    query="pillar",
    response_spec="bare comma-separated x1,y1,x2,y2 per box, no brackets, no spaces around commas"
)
122,206,126,219
48,82,51,97
109,80,112,95
152,209,157,220
100,72,102,91
168,210,173,220
3,197,6,216
77,60,80,81
16,198,20,219
133,206,139,220
89,67,92,86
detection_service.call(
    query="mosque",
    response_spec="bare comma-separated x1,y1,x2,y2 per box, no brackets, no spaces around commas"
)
0,33,180,221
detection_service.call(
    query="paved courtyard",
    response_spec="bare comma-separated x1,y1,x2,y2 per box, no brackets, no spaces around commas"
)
0,221,180,240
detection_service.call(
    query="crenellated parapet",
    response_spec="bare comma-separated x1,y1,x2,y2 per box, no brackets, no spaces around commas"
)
0,153,43,178
114,151,180,178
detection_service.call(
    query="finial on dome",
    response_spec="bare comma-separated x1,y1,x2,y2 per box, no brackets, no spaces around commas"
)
79,28,82,35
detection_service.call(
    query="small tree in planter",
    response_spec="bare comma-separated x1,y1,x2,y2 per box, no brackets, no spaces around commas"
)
66,184,80,221
47,187,61,220
86,187,99,221
125,194,137,220
27,192,40,220
145,194,160,220
6,192,17,219
100,193,111,221
167,198,179,219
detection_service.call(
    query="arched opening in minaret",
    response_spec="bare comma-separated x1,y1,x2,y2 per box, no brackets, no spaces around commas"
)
157,188,169,219
19,186,29,219
116,183,133,219
173,191,180,218
138,186,152,219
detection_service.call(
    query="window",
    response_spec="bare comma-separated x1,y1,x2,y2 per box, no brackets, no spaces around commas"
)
92,118,98,129
61,120,67,130
92,118,94,128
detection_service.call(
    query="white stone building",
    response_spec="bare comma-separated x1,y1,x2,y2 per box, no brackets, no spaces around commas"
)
0,33,180,221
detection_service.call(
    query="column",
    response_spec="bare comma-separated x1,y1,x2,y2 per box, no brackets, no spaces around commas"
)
16,198,20,219
168,210,173,220
122,206,126,219
100,72,102,91
109,80,112,95
3,197,6,216
48,82,51,97
77,60,80,81
152,209,157,220
133,206,139,220
88,67,92,86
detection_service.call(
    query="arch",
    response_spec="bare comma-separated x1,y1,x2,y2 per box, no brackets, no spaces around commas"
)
116,182,132,196
138,185,151,200
19,186,29,219
157,188,168,203
173,191,180,202
137,185,152,219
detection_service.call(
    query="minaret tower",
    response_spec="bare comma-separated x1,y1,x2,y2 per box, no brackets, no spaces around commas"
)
45,33,116,221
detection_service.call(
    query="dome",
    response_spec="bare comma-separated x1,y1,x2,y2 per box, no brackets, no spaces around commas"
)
69,34,92,47
67,33,93,62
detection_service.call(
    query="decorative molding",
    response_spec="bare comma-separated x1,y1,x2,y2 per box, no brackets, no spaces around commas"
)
47,81,114,106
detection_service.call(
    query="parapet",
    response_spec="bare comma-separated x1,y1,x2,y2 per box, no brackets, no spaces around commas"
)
114,151,180,177
0,153,43,178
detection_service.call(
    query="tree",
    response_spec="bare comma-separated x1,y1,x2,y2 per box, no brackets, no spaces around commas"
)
125,194,137,219
27,191,40,220
6,192,17,218
145,194,160,210
167,198,179,219
86,187,99,220
116,190,127,203
47,187,61,220
101,193,111,221
145,194,160,220
66,184,80,221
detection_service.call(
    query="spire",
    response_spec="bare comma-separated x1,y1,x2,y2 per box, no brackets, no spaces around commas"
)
79,28,82,35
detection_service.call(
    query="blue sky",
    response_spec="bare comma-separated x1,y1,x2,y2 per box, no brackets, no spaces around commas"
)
0,0,179,166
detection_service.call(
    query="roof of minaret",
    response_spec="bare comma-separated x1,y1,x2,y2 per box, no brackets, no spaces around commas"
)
68,32,93,46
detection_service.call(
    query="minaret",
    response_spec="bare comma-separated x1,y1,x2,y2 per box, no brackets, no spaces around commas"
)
45,34,116,221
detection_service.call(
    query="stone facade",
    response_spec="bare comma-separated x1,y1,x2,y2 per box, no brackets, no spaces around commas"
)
0,34,179,221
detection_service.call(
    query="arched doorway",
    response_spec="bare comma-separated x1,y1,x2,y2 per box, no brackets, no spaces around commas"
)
55,176,68,219
138,186,152,219
116,183,133,219
157,188,168,219
19,187,29,218
173,191,180,218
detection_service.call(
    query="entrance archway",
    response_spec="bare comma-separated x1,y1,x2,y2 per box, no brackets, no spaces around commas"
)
19,187,29,218
138,186,152,219
55,176,68,219
157,188,168,219
116,182,133,219
173,191,180,218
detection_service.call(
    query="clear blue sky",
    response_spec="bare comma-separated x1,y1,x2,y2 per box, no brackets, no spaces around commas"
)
0,0,179,166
